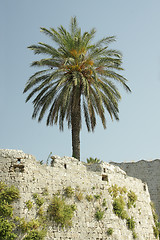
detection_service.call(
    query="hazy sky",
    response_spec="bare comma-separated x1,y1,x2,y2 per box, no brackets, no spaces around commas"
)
1,0,160,163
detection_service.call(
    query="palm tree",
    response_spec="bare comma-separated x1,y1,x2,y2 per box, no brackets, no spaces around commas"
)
23,17,131,161
86,157,101,164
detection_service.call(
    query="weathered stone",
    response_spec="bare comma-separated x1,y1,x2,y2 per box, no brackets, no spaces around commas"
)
0,149,158,239
111,159,160,220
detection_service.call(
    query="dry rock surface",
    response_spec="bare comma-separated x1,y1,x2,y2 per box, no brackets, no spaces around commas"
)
0,149,158,240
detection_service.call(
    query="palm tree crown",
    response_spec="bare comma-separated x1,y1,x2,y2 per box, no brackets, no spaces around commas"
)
24,17,131,160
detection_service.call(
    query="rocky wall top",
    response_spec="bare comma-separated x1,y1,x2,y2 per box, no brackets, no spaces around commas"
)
111,159,160,220
0,149,158,240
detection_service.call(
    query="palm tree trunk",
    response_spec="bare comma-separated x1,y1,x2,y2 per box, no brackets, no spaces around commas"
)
71,88,81,161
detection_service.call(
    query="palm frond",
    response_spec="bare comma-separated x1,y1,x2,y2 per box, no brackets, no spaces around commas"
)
24,16,130,133
23,70,50,93
70,16,79,37
94,36,116,48
40,27,54,38
83,97,91,131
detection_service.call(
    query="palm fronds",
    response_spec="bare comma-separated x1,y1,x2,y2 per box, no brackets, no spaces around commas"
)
24,17,131,160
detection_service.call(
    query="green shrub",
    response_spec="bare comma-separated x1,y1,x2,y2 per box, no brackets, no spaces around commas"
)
32,193,38,199
47,196,76,228
75,191,83,201
108,184,127,198
86,195,93,202
150,201,160,238
119,186,127,194
153,225,159,239
150,202,158,223
0,182,47,239
23,229,46,240
95,209,104,221
0,182,20,239
37,207,44,217
33,194,44,208
132,231,137,239
0,182,6,191
138,208,141,215
126,216,135,230
0,184,20,204
108,184,119,198
86,157,101,164
112,196,128,219
107,227,113,236
0,202,13,217
42,187,49,196
127,191,137,209
39,160,44,165
70,204,77,211
0,217,17,240
102,198,107,207
20,219,40,232
94,194,101,200
20,218,47,239
25,200,33,211
64,186,74,198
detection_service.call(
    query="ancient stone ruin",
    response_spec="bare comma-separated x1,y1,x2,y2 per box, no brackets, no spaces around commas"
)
111,160,160,221
0,149,158,240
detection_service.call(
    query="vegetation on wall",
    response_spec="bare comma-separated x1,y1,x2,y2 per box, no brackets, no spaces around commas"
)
86,157,101,164
127,190,137,209
64,186,74,198
23,230,46,240
48,195,76,228
108,184,127,198
109,184,138,239
0,181,20,239
0,181,111,238
112,196,127,219
107,227,113,236
25,200,33,211
0,181,47,240
75,191,83,201
150,202,160,239
102,198,107,207
86,194,94,202
0,182,76,240
0,178,157,240
95,208,104,221
32,193,45,208
0,182,77,239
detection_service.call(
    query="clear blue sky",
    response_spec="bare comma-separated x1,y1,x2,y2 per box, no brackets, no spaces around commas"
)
1,0,160,163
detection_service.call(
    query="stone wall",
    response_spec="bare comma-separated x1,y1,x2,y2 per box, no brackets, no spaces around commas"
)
111,159,160,220
0,149,158,240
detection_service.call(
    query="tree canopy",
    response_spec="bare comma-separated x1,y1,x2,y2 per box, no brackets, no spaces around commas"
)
24,17,131,160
